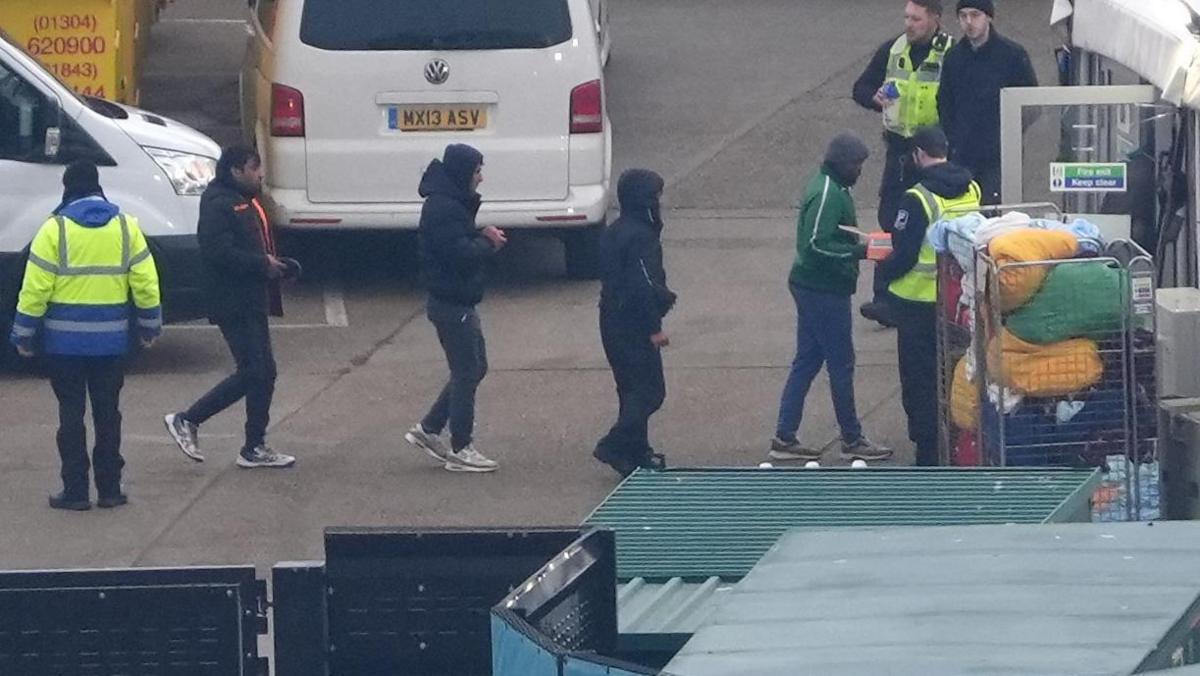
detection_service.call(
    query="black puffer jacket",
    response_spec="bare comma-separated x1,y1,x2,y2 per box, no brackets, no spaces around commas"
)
196,177,276,318
417,148,494,307
598,170,677,336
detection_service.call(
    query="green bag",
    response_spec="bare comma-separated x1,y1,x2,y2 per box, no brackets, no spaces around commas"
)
1005,261,1127,344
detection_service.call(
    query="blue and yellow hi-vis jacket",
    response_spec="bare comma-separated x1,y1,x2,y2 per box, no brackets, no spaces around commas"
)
10,197,161,356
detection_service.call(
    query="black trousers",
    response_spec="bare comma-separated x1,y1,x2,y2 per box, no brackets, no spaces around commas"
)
46,355,126,499
184,312,277,453
422,299,488,451
596,309,666,463
894,300,939,466
973,162,1001,206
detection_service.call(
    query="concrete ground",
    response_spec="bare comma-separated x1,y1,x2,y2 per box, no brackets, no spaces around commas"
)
0,0,1065,571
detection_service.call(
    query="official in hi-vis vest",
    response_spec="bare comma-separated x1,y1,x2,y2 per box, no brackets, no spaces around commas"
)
875,127,979,467
852,0,952,328
9,161,162,511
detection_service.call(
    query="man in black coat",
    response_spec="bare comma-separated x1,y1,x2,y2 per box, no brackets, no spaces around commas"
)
593,169,676,477
937,0,1038,204
165,145,297,469
404,144,507,473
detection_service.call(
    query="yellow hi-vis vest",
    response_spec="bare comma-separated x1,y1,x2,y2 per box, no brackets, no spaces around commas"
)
888,180,981,303
882,32,952,138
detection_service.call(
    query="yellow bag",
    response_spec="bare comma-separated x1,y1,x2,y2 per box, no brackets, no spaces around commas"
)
987,229,1078,311
987,328,1103,397
950,356,979,432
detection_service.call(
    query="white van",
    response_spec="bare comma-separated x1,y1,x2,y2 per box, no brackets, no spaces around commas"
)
0,29,219,359
241,0,612,277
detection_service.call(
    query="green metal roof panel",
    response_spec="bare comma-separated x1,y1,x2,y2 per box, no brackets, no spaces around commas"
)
664,522,1200,676
584,467,1101,581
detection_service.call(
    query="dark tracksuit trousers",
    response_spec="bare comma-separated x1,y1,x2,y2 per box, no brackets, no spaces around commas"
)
46,355,125,500
597,306,665,463
184,312,277,453
421,298,488,451
894,298,939,466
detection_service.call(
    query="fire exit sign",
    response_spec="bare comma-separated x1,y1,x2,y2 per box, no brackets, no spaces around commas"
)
1050,163,1127,192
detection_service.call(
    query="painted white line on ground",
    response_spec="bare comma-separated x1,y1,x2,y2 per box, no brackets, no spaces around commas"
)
323,284,349,328
166,323,341,330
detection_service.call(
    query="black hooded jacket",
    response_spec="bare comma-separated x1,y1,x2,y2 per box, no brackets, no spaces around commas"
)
598,170,676,336
196,175,276,318
417,152,493,307
877,160,975,289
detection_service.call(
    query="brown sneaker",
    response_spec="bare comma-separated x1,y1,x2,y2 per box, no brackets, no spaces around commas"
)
769,437,822,461
840,436,893,461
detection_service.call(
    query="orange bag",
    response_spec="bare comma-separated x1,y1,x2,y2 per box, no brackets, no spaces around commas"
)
987,228,1078,311
986,328,1103,397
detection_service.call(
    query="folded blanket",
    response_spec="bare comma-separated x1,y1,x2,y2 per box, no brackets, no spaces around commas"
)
1006,262,1127,344
987,228,1079,311
987,328,1103,397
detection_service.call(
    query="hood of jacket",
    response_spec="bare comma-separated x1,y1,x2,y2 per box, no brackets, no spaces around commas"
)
55,196,121,228
919,160,975,199
419,159,480,207
617,169,665,229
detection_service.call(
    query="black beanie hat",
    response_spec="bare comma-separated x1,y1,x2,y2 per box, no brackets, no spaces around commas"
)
60,160,104,204
957,0,994,17
442,143,484,192
824,132,870,167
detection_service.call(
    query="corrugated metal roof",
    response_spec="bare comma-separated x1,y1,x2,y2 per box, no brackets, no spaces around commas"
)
584,467,1101,581
617,577,734,634
664,522,1200,676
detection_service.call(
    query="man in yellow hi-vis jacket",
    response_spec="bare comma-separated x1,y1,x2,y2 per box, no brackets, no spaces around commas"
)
9,161,161,511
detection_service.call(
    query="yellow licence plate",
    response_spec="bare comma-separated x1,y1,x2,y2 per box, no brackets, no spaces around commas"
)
391,106,488,131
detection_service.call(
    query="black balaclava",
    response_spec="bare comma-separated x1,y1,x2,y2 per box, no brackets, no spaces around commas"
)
617,169,666,230
822,132,870,187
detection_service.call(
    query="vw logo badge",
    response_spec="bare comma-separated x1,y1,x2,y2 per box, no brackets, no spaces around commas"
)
425,59,450,85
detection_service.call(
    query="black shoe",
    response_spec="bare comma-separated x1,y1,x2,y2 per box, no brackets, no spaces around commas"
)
97,493,128,509
860,301,897,328
49,492,91,511
593,445,637,478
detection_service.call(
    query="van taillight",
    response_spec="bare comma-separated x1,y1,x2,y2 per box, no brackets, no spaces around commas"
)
570,80,602,134
271,83,305,137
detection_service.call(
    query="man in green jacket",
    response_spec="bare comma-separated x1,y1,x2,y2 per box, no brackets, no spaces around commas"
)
769,133,892,463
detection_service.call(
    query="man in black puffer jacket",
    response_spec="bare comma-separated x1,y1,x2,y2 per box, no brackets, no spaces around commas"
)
593,169,676,477
404,144,507,474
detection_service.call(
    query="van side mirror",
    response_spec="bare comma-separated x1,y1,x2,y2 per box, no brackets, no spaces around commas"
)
44,127,61,158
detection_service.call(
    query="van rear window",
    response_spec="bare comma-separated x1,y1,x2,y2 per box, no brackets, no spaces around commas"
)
300,0,572,51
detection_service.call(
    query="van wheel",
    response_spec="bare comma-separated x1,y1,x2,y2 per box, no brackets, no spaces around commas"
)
564,225,602,280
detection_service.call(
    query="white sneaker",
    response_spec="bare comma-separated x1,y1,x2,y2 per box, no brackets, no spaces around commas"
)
236,445,296,469
405,424,450,462
444,444,498,473
164,413,203,462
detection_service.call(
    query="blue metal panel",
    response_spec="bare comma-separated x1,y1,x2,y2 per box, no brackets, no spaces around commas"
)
492,615,560,676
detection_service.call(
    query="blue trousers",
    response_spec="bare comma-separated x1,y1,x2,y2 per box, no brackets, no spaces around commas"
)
775,283,863,444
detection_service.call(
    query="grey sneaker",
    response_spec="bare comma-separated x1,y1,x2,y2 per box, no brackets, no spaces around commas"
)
237,445,296,469
768,437,821,461
444,444,498,473
405,424,449,462
164,413,203,462
840,436,893,461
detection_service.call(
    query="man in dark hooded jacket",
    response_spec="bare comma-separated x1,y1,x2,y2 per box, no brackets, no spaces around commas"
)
593,169,676,476
404,144,507,473
876,126,979,465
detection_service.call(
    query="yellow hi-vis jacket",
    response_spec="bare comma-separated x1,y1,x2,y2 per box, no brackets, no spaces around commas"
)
888,181,981,303
882,32,952,138
11,202,161,356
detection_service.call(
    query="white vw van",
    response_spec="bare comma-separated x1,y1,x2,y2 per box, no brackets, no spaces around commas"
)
0,29,220,362
242,0,612,277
